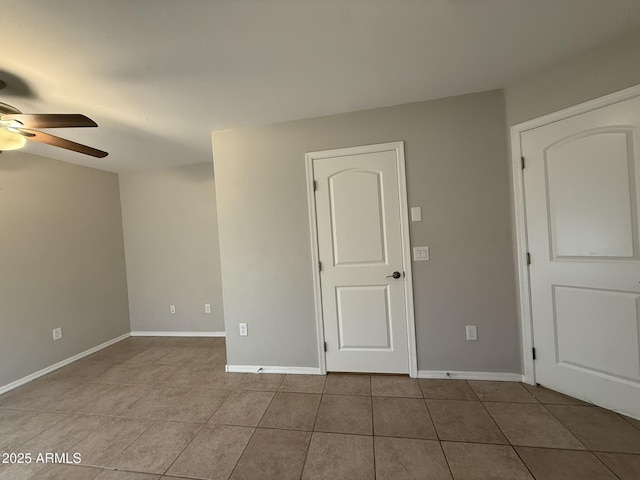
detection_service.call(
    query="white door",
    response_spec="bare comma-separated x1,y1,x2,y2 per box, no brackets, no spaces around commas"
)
312,143,411,373
522,96,640,418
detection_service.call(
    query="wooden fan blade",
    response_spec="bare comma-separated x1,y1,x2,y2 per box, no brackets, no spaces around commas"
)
19,128,108,158
2,114,98,128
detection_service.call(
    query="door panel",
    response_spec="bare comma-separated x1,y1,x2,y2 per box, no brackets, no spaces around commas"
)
522,96,640,418
546,130,637,259
329,170,387,265
314,147,409,373
336,285,392,350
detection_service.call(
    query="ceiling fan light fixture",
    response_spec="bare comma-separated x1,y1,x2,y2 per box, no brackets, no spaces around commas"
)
0,126,27,150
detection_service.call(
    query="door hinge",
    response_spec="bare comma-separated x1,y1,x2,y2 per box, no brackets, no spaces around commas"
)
313,180,318,191
526,252,531,265
324,342,328,352
318,261,322,272
532,347,537,360
521,156,526,169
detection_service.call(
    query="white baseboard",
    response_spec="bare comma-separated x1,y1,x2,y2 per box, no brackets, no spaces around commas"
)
0,332,131,395
226,365,323,375
130,331,226,337
417,370,524,382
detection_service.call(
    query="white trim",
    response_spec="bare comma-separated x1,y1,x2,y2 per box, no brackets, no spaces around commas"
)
510,83,640,386
225,365,323,375
305,141,418,378
305,154,327,376
0,332,131,395
418,370,524,382
130,331,226,337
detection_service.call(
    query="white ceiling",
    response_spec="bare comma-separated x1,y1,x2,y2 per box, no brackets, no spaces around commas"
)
2,0,640,173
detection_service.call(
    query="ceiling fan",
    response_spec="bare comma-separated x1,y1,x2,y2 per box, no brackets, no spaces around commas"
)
0,80,108,158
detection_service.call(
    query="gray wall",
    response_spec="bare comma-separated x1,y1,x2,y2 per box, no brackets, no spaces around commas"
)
213,90,520,373
119,163,224,333
0,152,130,387
506,26,640,126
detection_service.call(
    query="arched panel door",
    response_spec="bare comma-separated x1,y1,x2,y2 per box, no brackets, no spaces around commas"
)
522,96,640,419
313,147,410,373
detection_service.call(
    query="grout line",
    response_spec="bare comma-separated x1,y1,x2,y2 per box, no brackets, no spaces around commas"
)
299,392,324,480
369,374,376,479
226,386,278,479
161,423,205,476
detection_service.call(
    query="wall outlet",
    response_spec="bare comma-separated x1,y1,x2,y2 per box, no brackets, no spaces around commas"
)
466,325,478,341
413,246,430,261
239,323,248,336
170,305,176,314
204,303,211,314
52,327,63,341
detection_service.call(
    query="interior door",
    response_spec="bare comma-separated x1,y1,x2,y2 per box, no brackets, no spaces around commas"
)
522,96,640,418
313,145,410,373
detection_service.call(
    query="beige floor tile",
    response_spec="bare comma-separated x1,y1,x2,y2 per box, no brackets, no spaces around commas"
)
485,402,585,449
522,384,589,406
0,409,66,451
239,374,285,391
0,463,44,480
418,379,478,400
231,428,311,480
44,384,118,413
155,347,219,365
622,415,640,430
427,399,507,444
467,381,536,403
94,471,161,480
442,442,533,480
302,432,374,480
151,364,220,388
167,425,254,480
93,363,170,386
88,345,147,364
259,392,321,431
0,380,80,411
324,374,371,396
69,417,153,467
45,360,115,383
77,385,151,416
374,437,452,480
547,405,640,454
371,376,422,398
372,397,436,439
123,346,176,364
208,390,274,427
29,464,104,480
109,421,200,474
595,452,640,480
20,414,106,455
126,386,229,423
279,375,327,394
204,372,247,390
516,447,618,480
314,395,372,435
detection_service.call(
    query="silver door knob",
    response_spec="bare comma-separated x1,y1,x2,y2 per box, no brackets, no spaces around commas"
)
386,271,401,279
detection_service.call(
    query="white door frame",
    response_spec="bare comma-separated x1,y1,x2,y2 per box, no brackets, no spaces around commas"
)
511,84,640,385
305,141,418,378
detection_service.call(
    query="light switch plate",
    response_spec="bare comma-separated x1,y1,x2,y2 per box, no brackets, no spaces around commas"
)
52,327,63,341
413,246,430,261
239,323,248,336
410,207,422,222
205,304,211,313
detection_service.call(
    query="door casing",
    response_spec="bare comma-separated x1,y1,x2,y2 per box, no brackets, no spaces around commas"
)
305,141,418,377
510,84,640,386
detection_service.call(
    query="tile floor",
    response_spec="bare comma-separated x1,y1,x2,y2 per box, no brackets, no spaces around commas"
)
0,337,639,479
